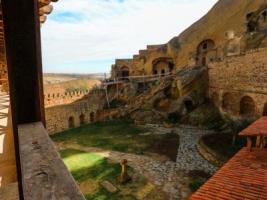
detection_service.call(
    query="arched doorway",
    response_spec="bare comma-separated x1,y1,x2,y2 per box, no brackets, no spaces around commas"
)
90,112,95,123
161,69,165,76
120,66,129,80
68,116,75,128
152,58,174,76
196,39,215,66
184,100,194,113
79,114,85,125
263,103,267,116
222,93,235,114
240,96,255,117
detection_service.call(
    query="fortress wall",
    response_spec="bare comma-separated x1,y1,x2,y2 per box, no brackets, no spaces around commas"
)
45,91,106,134
45,101,99,134
209,47,267,118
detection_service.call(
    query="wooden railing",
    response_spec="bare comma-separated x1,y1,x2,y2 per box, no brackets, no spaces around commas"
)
18,122,85,200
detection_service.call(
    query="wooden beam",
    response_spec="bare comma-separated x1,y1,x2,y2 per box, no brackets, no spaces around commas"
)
2,0,46,198
2,0,45,125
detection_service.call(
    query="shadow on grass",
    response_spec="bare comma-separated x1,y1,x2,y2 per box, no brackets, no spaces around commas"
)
53,119,180,161
59,149,121,183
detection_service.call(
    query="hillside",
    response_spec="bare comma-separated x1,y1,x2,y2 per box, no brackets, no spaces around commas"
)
167,0,267,67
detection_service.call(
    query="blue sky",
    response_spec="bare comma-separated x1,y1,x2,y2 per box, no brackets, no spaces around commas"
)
41,0,217,74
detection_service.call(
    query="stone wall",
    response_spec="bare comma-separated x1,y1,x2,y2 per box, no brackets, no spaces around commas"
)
45,97,105,134
209,48,267,118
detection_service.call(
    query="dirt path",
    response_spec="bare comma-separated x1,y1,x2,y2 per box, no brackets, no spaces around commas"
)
56,142,191,200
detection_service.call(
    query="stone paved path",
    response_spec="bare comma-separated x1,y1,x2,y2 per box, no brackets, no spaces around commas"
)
175,126,218,174
144,124,218,173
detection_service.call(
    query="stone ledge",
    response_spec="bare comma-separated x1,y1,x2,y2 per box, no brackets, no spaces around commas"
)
18,122,85,200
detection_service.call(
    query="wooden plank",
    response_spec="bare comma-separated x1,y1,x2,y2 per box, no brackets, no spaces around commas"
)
19,122,85,200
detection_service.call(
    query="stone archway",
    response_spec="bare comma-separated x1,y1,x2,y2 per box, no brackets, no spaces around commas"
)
152,57,174,76
240,96,256,118
90,112,95,123
68,116,75,128
79,114,85,125
196,39,215,66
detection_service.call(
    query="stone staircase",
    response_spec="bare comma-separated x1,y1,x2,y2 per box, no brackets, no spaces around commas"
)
112,79,173,118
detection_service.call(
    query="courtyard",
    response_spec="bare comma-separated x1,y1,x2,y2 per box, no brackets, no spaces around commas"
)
50,119,244,200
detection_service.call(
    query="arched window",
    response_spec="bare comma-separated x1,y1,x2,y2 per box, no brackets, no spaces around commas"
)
240,96,255,118
68,116,75,128
79,114,85,125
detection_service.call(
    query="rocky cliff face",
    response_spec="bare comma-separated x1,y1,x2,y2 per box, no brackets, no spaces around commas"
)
168,0,267,68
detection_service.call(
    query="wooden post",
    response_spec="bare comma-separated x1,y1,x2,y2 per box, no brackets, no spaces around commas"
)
2,0,45,198
247,137,253,151
256,136,261,148
2,0,45,125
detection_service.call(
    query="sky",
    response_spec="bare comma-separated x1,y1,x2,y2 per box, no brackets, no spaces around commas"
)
41,0,218,74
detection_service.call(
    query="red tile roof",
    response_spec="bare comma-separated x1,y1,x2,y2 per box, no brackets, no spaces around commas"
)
239,117,267,137
190,148,267,200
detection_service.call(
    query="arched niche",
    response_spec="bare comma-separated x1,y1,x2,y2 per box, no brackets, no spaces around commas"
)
152,57,174,76
79,114,85,125
196,39,215,66
68,116,75,128
240,96,256,118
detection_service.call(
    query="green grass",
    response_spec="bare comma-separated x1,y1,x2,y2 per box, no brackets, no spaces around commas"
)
51,119,179,159
60,149,120,183
60,148,166,200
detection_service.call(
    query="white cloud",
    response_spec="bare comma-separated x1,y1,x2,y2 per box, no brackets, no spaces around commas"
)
41,0,217,73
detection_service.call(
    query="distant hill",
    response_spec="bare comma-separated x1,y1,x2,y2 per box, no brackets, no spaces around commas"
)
43,73,110,85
